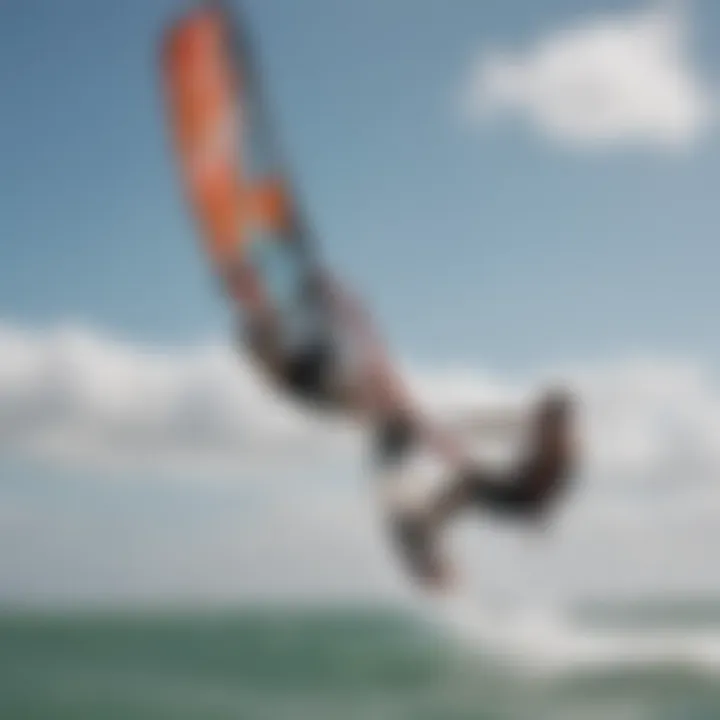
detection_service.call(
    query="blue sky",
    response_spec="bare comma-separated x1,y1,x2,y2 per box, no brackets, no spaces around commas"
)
2,1,720,605
2,0,719,373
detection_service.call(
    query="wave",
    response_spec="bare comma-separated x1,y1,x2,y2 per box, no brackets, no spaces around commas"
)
424,591,720,676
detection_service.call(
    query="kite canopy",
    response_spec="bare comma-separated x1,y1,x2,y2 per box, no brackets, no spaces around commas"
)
161,2,308,317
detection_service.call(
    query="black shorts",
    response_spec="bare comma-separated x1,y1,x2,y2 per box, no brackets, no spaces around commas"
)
284,341,338,406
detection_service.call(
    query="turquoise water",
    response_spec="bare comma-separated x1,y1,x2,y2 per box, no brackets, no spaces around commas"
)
1,605,720,719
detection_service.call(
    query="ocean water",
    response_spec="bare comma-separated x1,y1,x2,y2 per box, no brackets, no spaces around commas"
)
2,602,720,720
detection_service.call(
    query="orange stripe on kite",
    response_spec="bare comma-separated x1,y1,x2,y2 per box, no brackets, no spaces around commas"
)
162,7,245,265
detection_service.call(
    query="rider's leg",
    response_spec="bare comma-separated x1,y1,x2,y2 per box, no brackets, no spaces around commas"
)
427,391,574,527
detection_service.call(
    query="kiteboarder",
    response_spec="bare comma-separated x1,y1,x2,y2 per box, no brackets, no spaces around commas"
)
161,1,578,591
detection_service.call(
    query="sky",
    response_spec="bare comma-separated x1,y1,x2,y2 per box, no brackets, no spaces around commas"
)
2,0,720,369
1,0,720,606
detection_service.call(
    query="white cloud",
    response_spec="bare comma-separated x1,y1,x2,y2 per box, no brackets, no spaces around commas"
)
0,324,359,479
1,323,720,603
1,323,719,492
462,4,715,148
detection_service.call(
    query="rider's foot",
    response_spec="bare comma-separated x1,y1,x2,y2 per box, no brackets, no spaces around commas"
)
390,511,451,589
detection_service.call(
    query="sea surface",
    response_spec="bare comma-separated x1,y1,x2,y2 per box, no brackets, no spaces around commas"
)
2,601,720,719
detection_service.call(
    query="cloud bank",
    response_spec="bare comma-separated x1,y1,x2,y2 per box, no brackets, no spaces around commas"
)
462,5,715,149
1,323,720,603
0,324,358,479
1,323,719,491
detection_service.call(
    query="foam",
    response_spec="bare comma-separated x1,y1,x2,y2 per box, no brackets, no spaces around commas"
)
426,591,720,676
